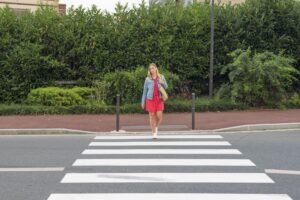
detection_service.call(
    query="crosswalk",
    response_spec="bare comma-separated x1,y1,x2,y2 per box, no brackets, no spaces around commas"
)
47,134,293,200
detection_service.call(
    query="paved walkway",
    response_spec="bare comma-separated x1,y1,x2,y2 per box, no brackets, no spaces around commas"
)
0,109,299,132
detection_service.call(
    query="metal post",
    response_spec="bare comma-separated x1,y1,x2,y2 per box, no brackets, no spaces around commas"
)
116,94,120,132
209,0,215,99
192,93,195,130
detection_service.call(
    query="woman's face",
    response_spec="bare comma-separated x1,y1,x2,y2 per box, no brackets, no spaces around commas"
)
149,65,157,75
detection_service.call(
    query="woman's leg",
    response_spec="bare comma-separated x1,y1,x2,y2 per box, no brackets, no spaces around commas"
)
148,112,157,134
156,111,163,127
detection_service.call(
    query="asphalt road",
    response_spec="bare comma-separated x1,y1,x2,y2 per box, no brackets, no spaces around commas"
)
0,130,299,200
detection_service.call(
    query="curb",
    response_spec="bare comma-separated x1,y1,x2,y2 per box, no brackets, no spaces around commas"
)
0,122,299,135
0,128,98,135
0,128,212,135
213,122,300,132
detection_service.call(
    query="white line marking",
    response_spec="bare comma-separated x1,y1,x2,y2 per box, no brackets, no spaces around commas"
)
61,173,274,183
89,141,231,146
73,159,255,166
0,167,64,172
82,149,242,155
94,135,223,139
265,169,300,175
48,193,293,200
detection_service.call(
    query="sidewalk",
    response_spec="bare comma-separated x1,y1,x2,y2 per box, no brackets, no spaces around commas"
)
0,109,299,132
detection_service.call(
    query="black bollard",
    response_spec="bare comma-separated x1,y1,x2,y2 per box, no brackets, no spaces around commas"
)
192,93,195,130
116,94,120,132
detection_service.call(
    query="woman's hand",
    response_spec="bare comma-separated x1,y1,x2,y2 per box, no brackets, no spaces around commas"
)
141,103,145,109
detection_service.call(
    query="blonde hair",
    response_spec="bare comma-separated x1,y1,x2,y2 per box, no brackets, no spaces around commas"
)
147,63,161,78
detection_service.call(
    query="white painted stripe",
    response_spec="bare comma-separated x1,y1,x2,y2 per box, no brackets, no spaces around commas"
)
61,173,274,183
82,149,242,155
94,135,223,139
265,169,300,175
0,167,64,172
73,159,255,166
89,141,231,146
48,193,293,200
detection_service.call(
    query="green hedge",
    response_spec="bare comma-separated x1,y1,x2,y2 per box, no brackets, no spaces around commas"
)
0,104,114,115
27,87,95,106
94,66,180,105
1,0,300,103
1,95,300,115
0,97,248,115
280,93,300,109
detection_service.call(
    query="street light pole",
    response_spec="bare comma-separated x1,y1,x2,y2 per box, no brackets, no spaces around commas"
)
209,0,215,99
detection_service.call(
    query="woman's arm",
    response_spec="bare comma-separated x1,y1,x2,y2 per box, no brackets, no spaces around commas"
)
141,78,148,108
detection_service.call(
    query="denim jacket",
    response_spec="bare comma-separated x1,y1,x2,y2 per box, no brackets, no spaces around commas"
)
141,75,168,106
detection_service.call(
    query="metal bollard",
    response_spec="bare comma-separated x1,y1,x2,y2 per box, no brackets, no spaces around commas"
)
192,93,195,130
116,94,120,132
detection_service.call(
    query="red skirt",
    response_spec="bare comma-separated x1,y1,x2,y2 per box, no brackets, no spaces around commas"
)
146,97,164,113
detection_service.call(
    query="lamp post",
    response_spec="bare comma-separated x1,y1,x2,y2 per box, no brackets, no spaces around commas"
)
209,0,215,99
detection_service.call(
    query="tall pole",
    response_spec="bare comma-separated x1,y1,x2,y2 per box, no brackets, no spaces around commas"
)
209,0,215,99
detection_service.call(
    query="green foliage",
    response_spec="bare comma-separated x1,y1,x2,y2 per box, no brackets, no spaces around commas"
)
94,66,180,105
0,97,248,115
0,104,115,115
27,87,94,106
0,41,67,103
1,0,300,104
92,80,111,104
219,49,299,106
279,93,300,108
164,97,248,112
70,87,95,99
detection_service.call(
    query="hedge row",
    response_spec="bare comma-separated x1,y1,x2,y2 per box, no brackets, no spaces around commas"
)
0,98,248,115
1,0,300,103
1,95,300,115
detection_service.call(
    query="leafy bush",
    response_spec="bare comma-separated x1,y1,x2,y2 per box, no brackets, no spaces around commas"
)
280,93,300,108
70,87,95,99
94,66,180,105
27,87,91,106
218,49,299,106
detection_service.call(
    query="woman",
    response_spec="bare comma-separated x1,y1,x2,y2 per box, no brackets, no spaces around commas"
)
141,63,168,139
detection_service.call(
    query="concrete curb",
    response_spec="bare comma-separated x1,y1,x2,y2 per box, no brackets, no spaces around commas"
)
213,122,300,132
0,128,212,135
0,128,98,135
0,122,299,135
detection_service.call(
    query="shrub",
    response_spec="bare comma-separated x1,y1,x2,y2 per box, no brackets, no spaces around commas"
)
280,93,300,108
27,87,88,106
94,66,180,105
219,49,299,106
70,87,95,99
92,80,111,104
